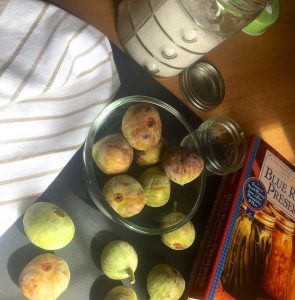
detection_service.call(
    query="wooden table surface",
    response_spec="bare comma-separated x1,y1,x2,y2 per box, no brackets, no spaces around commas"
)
51,0,295,164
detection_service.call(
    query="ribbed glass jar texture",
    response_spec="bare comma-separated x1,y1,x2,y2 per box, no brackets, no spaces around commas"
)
117,0,270,77
195,116,248,175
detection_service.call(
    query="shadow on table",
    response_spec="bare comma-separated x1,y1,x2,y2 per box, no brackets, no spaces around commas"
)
14,215,26,238
90,230,120,271
89,275,119,300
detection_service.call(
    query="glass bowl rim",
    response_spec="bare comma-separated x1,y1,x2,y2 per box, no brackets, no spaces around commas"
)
82,95,206,235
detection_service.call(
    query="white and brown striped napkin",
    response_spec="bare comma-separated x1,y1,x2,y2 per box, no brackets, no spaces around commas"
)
0,0,120,237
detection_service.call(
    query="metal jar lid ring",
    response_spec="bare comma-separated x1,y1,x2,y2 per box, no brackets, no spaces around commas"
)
180,61,225,112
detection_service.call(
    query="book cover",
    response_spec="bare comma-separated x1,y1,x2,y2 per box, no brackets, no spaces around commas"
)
188,135,295,300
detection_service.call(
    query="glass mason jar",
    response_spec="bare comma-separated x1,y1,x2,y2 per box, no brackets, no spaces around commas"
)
263,204,295,300
117,0,271,77
194,116,247,176
221,204,276,300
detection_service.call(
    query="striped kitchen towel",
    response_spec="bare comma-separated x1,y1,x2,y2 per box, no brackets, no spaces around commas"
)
0,0,120,237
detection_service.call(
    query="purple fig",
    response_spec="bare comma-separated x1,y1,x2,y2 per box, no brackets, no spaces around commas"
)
122,103,162,150
162,146,204,185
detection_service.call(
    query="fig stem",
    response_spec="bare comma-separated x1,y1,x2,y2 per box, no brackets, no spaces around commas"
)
173,201,178,213
127,268,136,285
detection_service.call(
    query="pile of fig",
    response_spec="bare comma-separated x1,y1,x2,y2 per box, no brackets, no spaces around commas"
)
14,102,202,300
92,103,202,299
93,103,204,222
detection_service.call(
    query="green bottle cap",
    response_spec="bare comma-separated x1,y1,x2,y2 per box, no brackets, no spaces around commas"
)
243,0,280,35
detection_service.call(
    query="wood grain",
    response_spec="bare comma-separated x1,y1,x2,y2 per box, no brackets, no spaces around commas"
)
50,0,295,164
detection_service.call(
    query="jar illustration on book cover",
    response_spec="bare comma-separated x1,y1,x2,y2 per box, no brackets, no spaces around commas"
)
117,0,271,77
262,204,295,300
289,260,295,300
221,203,276,299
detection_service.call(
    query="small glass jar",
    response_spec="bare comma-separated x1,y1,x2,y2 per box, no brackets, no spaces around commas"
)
263,205,295,300
193,116,248,176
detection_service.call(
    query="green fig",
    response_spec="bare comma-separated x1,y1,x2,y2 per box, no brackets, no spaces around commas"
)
162,146,204,185
161,211,196,250
19,253,70,300
101,240,138,284
147,264,185,300
102,175,145,217
134,138,167,166
104,286,138,300
92,134,133,175
23,202,75,250
122,103,162,150
139,167,170,207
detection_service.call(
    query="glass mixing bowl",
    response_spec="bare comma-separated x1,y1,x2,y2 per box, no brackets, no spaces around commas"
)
82,95,206,235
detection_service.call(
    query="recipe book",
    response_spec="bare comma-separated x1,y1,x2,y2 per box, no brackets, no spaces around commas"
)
187,135,295,300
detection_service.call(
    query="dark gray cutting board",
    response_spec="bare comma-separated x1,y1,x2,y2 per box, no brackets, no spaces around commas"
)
0,44,221,300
